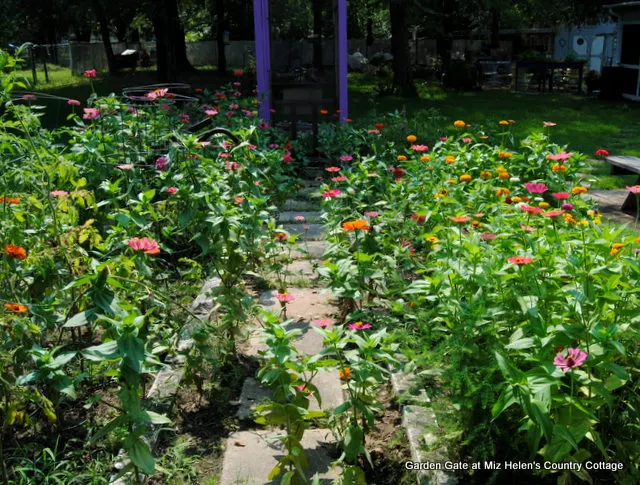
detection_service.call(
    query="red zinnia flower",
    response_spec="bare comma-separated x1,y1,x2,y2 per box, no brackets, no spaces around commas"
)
5,244,27,260
508,256,534,265
128,237,161,255
449,216,471,223
595,149,609,157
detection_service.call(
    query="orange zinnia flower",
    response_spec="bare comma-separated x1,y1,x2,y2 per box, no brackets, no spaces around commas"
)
339,367,351,380
572,186,588,195
342,219,370,231
445,156,456,164
5,244,27,260
406,135,417,143
0,196,20,204
4,303,28,313
498,172,510,179
498,151,512,159
420,155,430,162
453,120,466,128
460,174,472,182
320,109,329,115
397,155,407,161
449,215,471,223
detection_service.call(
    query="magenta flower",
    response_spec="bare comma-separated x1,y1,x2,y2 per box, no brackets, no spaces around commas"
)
82,108,101,120
22,94,37,100
561,203,574,211
312,319,333,327
481,233,497,240
364,211,380,218
326,166,341,172
50,190,69,197
165,187,178,194
258,122,269,129
542,210,564,218
155,156,169,171
275,292,295,303
554,348,587,372
348,321,372,330
552,192,570,200
283,153,293,164
219,152,231,158
332,175,347,182
67,99,81,106
626,185,640,194
205,109,218,117
229,103,239,109
321,189,341,199
546,152,573,161
524,182,548,194
339,155,353,162
411,144,429,152
225,161,242,170
83,69,97,78
439,137,448,141
128,237,160,255
268,143,279,149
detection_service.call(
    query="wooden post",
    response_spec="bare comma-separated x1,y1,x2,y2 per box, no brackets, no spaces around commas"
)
30,46,38,86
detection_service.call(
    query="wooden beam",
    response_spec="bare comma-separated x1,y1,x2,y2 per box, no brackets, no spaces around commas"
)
337,0,348,121
253,0,271,120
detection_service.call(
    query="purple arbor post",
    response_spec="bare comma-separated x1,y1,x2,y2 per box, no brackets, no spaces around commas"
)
253,0,271,121
252,0,348,123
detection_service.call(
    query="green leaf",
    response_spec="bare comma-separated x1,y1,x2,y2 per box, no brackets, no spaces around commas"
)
492,387,516,419
126,436,155,475
82,341,120,361
63,309,95,328
344,425,364,462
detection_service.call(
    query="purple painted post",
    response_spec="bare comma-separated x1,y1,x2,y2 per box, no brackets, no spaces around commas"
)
337,0,348,121
253,0,271,121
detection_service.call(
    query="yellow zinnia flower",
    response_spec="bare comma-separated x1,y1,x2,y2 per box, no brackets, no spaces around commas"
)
453,120,466,128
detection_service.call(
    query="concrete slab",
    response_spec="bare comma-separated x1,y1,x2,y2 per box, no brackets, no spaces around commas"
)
291,241,327,259
219,429,339,485
309,370,344,412
588,190,637,226
282,200,319,212
283,223,325,240
279,211,323,223
258,289,336,322
236,377,271,421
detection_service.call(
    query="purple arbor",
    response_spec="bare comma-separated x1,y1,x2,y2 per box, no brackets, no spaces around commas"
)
252,0,349,141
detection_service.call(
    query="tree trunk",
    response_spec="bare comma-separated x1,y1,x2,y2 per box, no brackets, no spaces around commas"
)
93,0,117,74
490,8,500,49
389,0,415,96
312,0,323,74
150,0,195,82
214,0,227,75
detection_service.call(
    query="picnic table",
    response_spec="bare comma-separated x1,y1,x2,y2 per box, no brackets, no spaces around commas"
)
606,155,640,213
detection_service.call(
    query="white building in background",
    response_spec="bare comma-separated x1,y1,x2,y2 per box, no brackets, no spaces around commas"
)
552,21,618,72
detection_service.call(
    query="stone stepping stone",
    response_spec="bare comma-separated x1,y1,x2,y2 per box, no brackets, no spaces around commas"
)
291,241,326,259
236,377,271,421
278,211,323,223
258,288,335,321
219,429,339,485
283,223,325,240
282,199,320,212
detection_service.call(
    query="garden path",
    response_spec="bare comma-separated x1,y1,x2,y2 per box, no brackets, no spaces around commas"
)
219,178,342,484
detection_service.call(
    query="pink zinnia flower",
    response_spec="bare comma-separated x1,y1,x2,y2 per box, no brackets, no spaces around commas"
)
155,156,169,171
197,141,211,148
524,182,548,194
294,215,305,221
552,192,570,200
561,203,574,211
22,94,37,100
258,122,269,129
165,187,178,194
546,152,573,161
326,166,341,172
229,103,239,109
411,144,429,152
283,153,293,163
554,348,587,372
339,155,353,162
321,189,341,199
146,88,168,99
521,205,542,214
332,175,347,182
225,161,242,170
117,164,134,170
67,99,81,106
128,237,160,255
234,196,244,203
50,190,69,197
225,111,236,117
461,138,472,144
481,233,497,240
268,143,279,149
542,210,564,218
364,211,379,218
508,256,534,265
367,129,380,134
521,225,536,232
543,121,556,127
439,137,448,141
82,108,101,120
347,321,372,330
205,109,218,117
83,69,97,78
627,185,640,194
312,319,333,327
275,292,295,303
219,152,231,158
